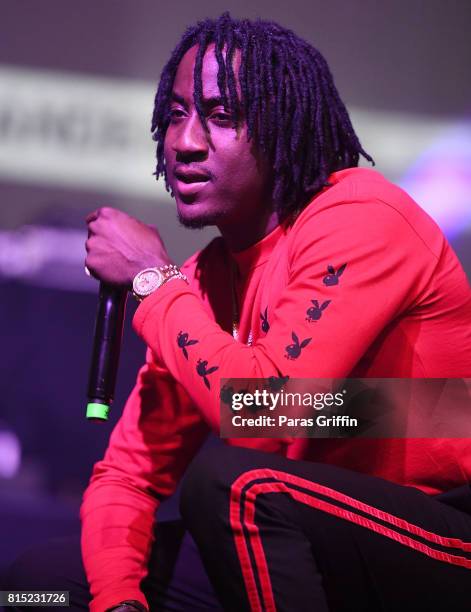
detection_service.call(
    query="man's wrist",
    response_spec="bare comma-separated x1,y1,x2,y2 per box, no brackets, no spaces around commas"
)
132,264,188,302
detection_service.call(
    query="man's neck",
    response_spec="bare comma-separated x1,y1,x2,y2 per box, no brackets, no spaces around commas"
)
219,208,280,253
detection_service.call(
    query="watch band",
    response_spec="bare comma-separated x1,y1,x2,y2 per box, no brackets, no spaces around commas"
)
132,264,188,302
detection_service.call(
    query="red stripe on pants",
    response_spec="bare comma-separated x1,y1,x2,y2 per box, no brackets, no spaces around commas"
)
229,469,471,612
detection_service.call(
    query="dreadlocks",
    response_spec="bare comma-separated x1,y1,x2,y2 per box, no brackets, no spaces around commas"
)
152,12,373,221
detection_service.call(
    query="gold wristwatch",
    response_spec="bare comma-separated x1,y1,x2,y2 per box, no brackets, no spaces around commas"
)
132,264,187,302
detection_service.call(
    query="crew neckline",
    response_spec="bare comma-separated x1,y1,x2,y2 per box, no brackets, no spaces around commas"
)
229,222,286,274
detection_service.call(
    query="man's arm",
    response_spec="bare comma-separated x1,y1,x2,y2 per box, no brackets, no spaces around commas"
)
132,200,438,430
80,350,210,612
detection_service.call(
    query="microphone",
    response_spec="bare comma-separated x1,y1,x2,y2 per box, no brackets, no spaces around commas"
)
86,283,128,421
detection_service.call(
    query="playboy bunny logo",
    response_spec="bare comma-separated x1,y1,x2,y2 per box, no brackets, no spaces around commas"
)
260,307,270,333
267,374,290,391
285,331,312,360
306,300,331,322
323,263,347,286
177,331,198,360
196,359,219,390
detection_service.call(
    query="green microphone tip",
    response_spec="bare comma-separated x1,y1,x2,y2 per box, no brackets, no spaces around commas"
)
86,402,110,421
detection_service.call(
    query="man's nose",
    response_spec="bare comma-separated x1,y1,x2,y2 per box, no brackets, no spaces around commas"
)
173,113,209,159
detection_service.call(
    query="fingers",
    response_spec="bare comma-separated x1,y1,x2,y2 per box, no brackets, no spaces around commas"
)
86,207,107,238
85,235,100,254
85,210,99,224
84,208,111,283
85,206,115,224
87,221,97,239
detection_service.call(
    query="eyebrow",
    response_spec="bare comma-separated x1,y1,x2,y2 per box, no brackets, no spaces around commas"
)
171,92,228,109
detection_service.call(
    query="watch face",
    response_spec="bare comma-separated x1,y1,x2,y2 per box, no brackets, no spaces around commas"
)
134,268,163,296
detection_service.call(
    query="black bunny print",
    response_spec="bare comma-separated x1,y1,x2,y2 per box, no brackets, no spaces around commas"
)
306,300,331,322
260,307,270,333
285,332,312,360
196,359,219,389
177,331,198,360
323,263,347,286
267,374,290,391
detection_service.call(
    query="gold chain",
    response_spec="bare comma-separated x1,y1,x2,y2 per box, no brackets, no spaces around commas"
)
230,260,253,346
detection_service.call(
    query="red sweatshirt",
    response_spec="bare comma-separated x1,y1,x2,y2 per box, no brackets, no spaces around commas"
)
80,168,471,612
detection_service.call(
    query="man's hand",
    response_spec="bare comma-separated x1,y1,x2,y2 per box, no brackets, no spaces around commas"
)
85,207,174,287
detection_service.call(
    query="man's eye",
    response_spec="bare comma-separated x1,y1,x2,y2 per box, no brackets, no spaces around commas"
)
210,112,232,124
169,109,186,121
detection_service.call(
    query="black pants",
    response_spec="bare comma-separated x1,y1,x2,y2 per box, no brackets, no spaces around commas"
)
4,445,471,611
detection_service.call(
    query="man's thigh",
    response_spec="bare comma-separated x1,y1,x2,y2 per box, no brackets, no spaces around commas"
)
287,461,471,610
181,444,471,611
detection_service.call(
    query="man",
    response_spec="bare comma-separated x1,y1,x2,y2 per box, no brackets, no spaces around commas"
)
6,13,471,612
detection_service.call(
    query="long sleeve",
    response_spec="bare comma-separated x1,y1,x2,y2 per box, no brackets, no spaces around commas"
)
132,197,440,432
80,350,210,612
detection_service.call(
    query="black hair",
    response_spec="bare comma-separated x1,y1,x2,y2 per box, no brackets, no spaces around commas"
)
151,12,373,221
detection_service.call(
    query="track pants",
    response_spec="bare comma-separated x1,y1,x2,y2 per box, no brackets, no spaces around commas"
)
5,444,471,611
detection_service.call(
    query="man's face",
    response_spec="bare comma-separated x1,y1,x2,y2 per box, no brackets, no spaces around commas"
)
163,44,271,231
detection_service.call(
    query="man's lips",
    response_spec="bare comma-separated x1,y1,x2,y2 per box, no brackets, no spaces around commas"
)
173,168,212,183
173,167,213,198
